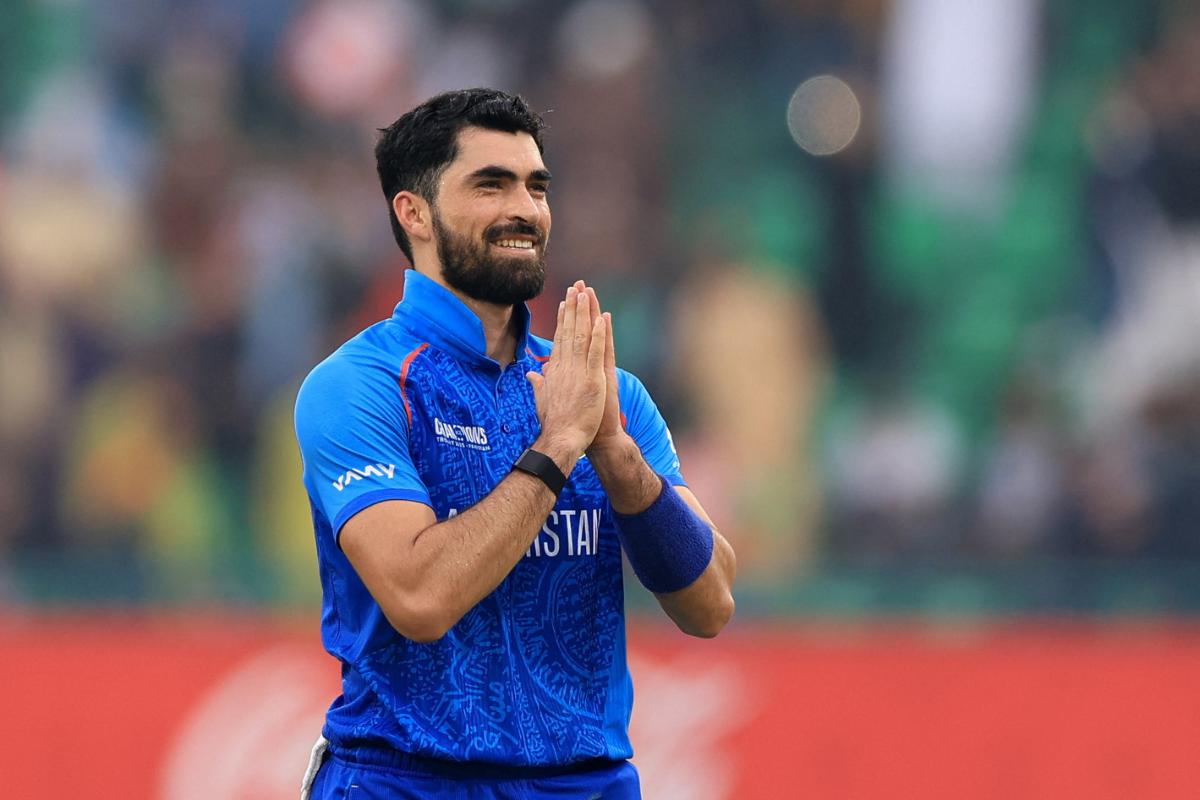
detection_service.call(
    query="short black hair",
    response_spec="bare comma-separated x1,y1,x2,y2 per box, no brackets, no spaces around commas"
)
375,88,546,263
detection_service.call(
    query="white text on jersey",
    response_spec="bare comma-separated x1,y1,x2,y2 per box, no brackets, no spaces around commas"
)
434,417,490,451
445,507,604,558
331,463,396,492
527,508,604,558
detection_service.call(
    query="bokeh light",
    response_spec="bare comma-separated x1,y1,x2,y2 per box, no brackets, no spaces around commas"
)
786,74,862,156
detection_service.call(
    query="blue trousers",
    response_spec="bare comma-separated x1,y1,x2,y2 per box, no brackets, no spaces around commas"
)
310,746,642,800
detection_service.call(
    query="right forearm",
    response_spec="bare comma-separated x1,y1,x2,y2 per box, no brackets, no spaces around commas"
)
390,285,606,639
408,434,583,631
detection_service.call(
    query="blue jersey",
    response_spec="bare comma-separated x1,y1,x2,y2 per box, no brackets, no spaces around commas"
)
294,270,685,768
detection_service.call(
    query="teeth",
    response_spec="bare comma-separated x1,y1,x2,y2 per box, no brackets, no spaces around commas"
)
495,239,534,249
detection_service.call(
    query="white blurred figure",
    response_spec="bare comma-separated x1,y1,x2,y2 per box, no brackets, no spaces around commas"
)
882,0,1041,214
1083,10,1200,433
828,393,962,555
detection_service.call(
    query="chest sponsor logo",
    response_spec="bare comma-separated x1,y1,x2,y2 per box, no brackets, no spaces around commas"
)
331,463,396,492
434,417,491,451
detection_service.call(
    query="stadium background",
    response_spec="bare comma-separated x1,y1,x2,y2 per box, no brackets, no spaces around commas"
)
2,0,1199,796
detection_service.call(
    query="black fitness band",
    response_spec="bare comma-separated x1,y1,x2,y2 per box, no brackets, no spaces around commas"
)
512,448,567,495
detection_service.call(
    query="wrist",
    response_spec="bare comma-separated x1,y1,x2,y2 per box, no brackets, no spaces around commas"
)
588,436,661,513
585,430,636,464
531,431,586,475
512,447,568,496
612,475,714,594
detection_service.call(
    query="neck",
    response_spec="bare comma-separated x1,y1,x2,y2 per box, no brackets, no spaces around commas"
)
416,265,519,364
461,294,519,364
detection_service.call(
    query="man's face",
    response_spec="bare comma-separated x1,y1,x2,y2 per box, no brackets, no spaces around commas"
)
429,127,552,306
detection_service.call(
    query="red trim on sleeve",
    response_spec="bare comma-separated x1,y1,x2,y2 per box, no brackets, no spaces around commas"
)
526,347,550,363
397,343,430,426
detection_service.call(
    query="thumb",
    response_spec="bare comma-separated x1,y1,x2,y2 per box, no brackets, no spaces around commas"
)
525,371,544,393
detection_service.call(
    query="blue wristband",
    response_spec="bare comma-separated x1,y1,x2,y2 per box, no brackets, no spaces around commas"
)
611,475,714,594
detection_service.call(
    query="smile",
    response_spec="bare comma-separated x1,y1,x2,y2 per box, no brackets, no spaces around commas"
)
491,239,536,251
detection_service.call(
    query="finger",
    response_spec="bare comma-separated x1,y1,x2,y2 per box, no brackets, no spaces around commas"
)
586,286,601,321
525,370,544,394
552,302,571,357
572,290,591,356
586,313,606,373
562,286,579,361
604,311,616,373
550,300,566,358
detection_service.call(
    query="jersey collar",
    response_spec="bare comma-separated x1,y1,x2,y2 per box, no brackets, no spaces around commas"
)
393,269,532,367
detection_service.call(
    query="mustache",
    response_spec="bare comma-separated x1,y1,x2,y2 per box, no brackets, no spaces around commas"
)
485,221,543,244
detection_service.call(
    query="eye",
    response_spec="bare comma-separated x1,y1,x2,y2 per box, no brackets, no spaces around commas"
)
478,180,501,189
529,184,550,196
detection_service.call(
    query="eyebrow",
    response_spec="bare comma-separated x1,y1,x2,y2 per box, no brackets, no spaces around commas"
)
466,165,553,184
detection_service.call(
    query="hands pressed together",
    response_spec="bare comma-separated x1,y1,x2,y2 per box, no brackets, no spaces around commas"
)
525,280,626,459
525,281,735,634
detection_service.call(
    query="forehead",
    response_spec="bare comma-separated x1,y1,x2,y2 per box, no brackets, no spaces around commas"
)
444,127,546,179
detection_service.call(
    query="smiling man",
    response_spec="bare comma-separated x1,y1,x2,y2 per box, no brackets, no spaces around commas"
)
294,88,736,799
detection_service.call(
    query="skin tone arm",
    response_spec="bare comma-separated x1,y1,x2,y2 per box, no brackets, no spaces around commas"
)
578,282,737,638
340,288,608,642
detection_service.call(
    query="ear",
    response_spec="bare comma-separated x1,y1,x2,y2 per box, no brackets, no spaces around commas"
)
394,191,433,245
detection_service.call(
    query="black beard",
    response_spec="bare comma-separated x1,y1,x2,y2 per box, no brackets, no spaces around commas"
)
433,211,547,306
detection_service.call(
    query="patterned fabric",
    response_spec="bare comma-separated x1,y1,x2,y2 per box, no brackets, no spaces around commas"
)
294,270,685,767
310,747,642,798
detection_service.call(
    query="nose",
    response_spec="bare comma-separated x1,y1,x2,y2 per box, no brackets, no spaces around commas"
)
506,186,543,225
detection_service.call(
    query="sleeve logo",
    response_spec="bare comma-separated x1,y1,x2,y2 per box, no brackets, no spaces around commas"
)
331,463,396,492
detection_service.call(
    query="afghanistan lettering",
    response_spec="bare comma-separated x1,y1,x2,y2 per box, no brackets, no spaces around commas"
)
441,507,604,558
525,508,603,559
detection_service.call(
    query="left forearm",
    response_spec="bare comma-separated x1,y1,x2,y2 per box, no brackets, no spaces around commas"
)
655,528,736,638
587,433,661,513
590,436,737,637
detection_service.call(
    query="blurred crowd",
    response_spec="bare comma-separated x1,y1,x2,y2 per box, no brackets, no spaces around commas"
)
0,0,1197,608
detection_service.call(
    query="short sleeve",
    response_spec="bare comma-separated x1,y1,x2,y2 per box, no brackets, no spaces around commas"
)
295,354,432,540
617,369,686,487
